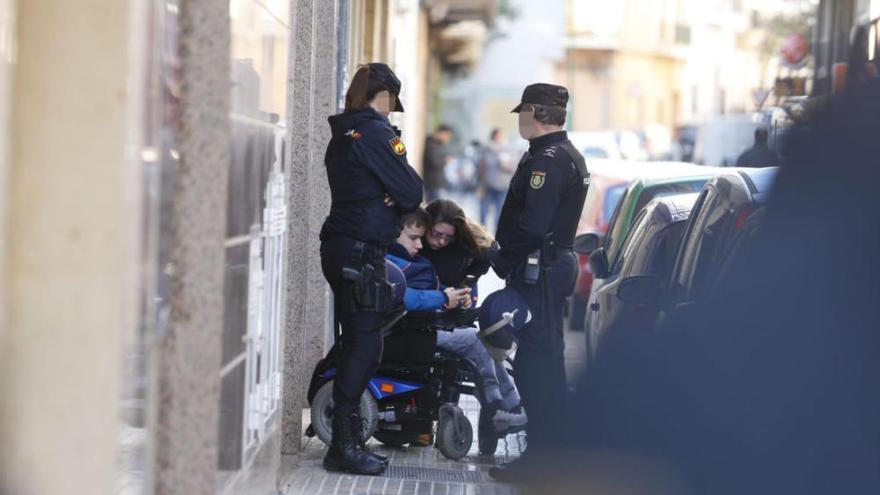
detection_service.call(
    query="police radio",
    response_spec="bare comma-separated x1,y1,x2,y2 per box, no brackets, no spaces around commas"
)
523,250,541,284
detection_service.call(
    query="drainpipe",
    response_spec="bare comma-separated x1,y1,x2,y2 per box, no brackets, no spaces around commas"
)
336,0,351,112
328,0,351,346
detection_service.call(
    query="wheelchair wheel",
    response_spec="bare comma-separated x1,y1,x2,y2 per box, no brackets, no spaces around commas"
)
310,380,378,446
436,404,473,461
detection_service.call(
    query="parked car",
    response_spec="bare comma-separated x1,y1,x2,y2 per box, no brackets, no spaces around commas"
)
579,193,699,362
570,161,710,330
658,167,779,325
569,161,642,331
604,167,778,346
572,163,715,334
568,131,623,160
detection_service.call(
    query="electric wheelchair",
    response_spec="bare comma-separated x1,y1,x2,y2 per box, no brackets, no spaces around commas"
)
305,307,503,460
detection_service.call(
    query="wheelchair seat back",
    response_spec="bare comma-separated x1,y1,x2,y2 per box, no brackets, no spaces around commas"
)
380,308,477,364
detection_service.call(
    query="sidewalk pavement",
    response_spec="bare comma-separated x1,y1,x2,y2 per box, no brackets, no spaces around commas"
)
278,326,587,495
279,394,524,495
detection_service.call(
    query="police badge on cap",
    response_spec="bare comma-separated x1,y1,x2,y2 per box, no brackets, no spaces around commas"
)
511,83,569,113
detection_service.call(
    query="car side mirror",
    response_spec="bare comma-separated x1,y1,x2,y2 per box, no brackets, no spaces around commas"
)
573,233,602,255
588,247,610,279
617,275,661,305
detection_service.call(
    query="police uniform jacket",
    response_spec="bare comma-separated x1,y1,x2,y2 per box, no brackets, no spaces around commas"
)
494,131,589,275
321,108,424,245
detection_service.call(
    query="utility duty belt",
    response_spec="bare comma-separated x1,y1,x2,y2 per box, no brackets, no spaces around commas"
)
520,234,569,285
341,241,393,313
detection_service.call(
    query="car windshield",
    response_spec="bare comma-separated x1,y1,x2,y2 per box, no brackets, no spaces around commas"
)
602,185,627,224
605,179,707,268
634,180,706,214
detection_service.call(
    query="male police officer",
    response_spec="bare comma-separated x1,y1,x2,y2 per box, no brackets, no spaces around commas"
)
489,83,589,482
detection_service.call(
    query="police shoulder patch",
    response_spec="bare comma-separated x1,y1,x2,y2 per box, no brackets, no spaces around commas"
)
389,136,406,155
530,171,546,189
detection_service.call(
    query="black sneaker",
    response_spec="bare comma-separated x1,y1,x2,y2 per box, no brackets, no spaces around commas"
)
493,404,527,435
479,401,503,437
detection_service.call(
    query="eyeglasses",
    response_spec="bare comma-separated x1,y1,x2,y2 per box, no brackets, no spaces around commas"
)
429,228,456,243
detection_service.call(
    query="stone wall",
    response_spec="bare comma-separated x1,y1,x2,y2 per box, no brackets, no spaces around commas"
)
281,0,339,455
149,0,230,494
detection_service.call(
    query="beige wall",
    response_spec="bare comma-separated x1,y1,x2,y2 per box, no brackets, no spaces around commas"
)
348,0,429,174
610,52,678,129
0,0,137,494
561,49,679,131
0,0,13,371
564,0,684,131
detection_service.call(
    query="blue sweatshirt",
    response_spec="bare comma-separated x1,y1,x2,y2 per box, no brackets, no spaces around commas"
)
386,243,447,311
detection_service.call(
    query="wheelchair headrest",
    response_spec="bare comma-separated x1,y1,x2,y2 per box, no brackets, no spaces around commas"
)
386,260,406,308
477,288,531,352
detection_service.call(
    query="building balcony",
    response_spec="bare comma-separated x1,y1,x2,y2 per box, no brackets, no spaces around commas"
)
424,0,498,25
424,0,498,69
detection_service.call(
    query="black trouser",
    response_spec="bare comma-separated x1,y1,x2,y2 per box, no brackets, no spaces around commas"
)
510,250,578,453
320,235,388,420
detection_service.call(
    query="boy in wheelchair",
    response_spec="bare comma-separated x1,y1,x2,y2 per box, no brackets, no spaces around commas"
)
386,209,527,440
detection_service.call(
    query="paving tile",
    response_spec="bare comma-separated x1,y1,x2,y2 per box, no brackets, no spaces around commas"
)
282,395,522,495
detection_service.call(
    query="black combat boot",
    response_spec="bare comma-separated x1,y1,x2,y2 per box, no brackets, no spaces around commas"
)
351,412,389,465
323,415,387,475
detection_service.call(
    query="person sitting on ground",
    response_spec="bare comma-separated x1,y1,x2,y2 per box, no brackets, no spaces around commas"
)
386,208,527,439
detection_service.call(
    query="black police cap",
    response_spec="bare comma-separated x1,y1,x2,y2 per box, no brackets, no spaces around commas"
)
367,62,405,112
511,83,569,113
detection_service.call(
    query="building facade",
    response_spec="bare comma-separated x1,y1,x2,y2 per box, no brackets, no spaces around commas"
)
0,1,495,495
560,0,778,132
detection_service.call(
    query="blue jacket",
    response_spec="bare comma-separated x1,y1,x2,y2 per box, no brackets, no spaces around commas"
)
386,243,447,311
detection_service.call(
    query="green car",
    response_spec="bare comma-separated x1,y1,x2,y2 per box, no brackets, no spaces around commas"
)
579,167,716,360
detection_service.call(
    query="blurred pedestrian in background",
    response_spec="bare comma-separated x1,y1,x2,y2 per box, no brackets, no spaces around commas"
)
477,128,515,230
736,127,780,167
422,124,455,201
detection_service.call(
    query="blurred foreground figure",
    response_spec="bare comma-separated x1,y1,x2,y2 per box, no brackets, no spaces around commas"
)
529,79,880,494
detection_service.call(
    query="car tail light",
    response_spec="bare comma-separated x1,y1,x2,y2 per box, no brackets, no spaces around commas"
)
578,253,591,273
735,204,755,231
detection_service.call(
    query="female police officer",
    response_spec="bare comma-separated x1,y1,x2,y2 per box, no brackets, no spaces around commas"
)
320,63,423,475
